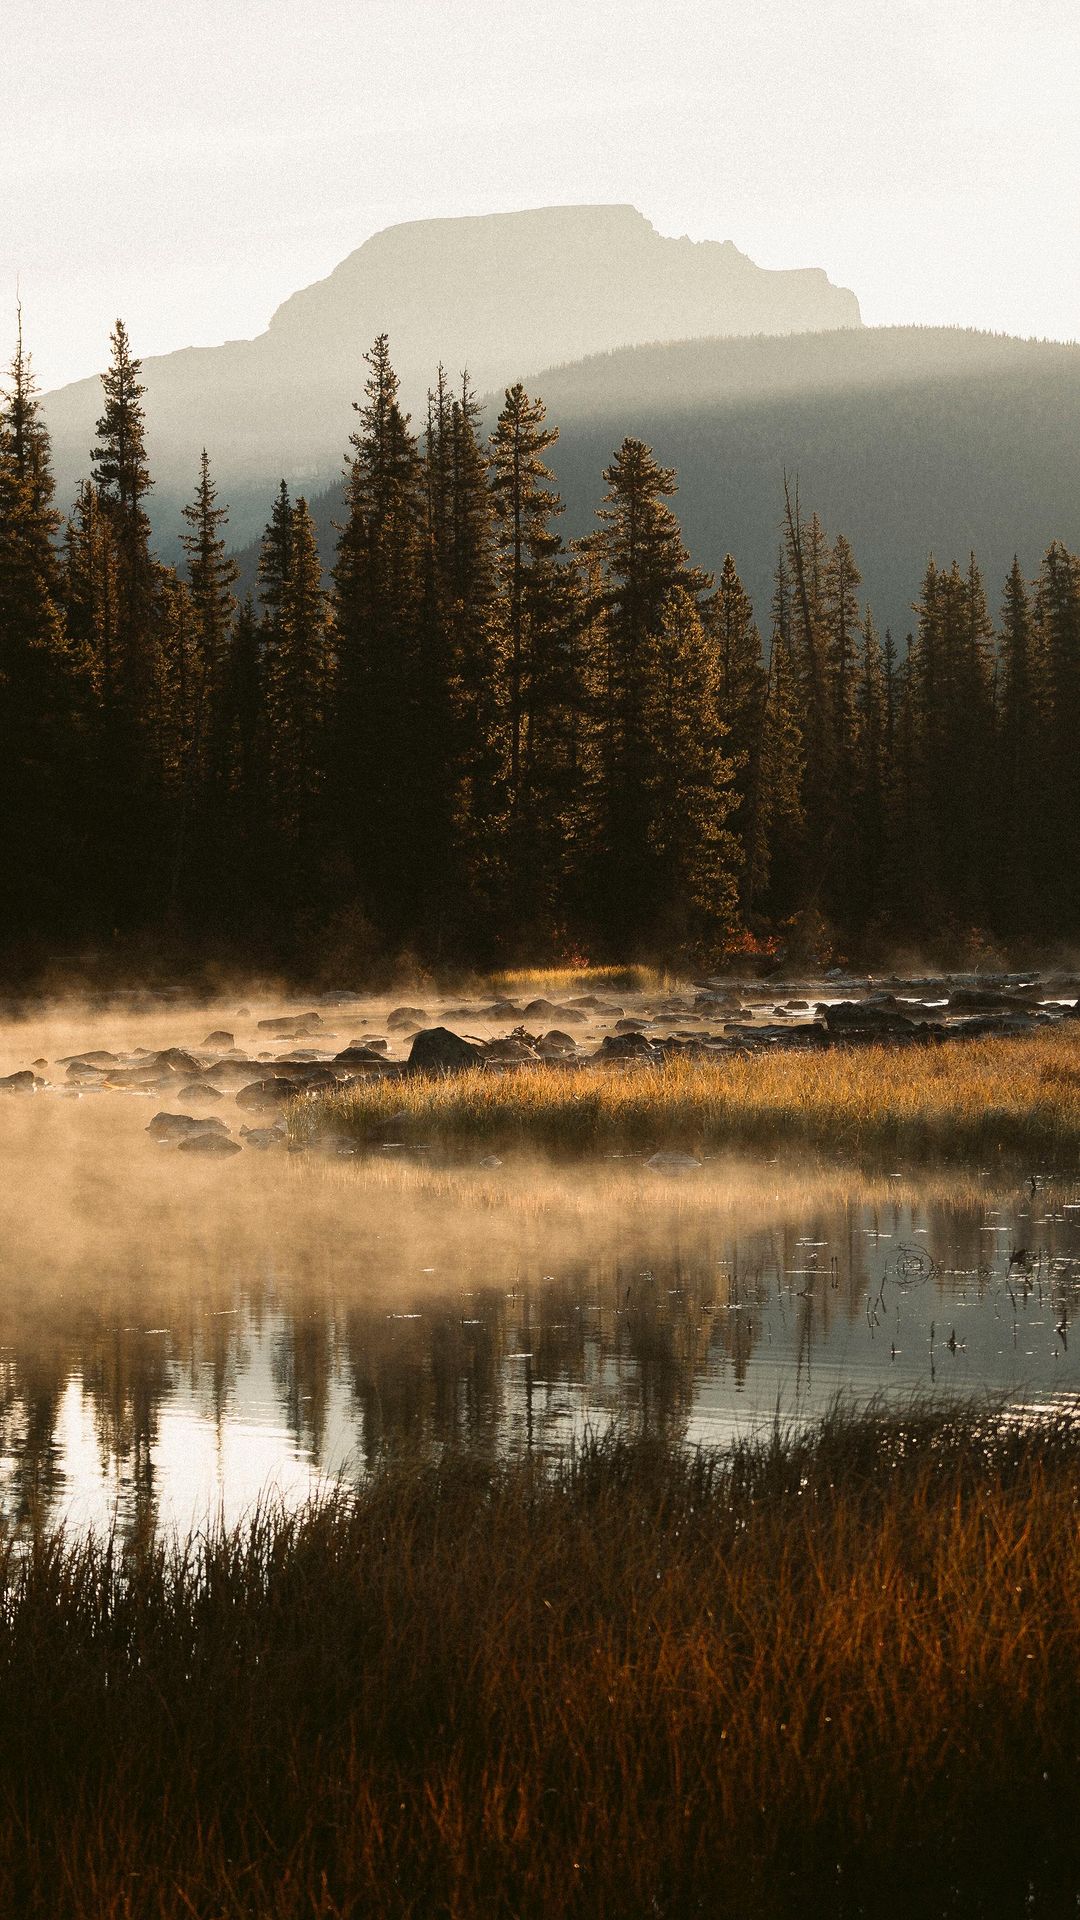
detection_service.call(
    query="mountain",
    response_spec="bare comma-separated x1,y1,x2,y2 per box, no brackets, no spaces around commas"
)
39,204,860,540
233,325,1080,642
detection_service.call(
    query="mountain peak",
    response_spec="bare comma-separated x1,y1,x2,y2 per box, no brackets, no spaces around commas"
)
42,203,860,542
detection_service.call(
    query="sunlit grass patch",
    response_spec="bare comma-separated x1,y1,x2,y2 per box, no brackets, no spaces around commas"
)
295,1026,1080,1169
489,962,666,995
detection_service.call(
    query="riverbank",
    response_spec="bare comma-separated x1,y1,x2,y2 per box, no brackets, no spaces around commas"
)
0,1405,1075,1917
295,1024,1080,1170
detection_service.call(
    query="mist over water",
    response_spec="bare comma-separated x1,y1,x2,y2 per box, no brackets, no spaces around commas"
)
1,997,1076,1537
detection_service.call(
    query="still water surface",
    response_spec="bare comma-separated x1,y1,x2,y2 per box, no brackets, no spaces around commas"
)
1,1082,1075,1536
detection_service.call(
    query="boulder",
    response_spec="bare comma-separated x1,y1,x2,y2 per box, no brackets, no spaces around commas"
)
178,1081,223,1100
177,1131,243,1156
614,1017,650,1033
333,1045,389,1067
821,1001,916,1035
407,1027,484,1071
235,1077,300,1111
152,1048,203,1076
647,1152,702,1174
481,1034,539,1062
598,1032,657,1060
239,1121,288,1150
147,1112,230,1142
537,1030,578,1056
0,1070,38,1093
202,1029,235,1049
387,1006,429,1032
256,1013,324,1036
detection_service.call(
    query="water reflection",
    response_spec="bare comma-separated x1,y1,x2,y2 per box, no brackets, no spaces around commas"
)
0,1126,1073,1537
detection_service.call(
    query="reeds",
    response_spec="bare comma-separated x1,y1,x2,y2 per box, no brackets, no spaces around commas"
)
0,1404,1076,1916
297,1026,1080,1169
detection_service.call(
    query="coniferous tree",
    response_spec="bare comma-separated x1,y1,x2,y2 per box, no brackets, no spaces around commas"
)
0,314,86,940
997,557,1042,924
333,335,426,934
1034,540,1080,926
589,438,736,955
92,320,155,721
269,497,334,887
751,550,805,918
489,384,591,949
489,383,561,802
705,554,766,911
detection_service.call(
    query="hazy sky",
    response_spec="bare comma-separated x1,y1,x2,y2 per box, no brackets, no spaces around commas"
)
4,0,1080,392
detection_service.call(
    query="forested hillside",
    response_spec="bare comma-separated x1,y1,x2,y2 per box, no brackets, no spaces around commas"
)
3,318,1079,977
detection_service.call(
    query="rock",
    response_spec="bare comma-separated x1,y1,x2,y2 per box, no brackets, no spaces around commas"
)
387,1006,429,1032
647,1152,702,1174
407,1027,484,1071
537,1030,578,1056
821,1001,916,1035
57,1049,119,1066
522,1000,588,1023
614,1017,650,1032
0,1070,39,1093
203,1029,235,1049
334,1045,389,1067
481,1035,539,1062
256,1013,324,1036
147,1112,230,1142
598,1032,657,1060
152,1048,203,1076
479,1154,503,1169
178,1082,223,1100
177,1131,243,1156
345,1036,388,1053
235,1077,300,1111
239,1121,288,1150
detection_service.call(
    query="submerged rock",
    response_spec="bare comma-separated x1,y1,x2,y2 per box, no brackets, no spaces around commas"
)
239,1121,288,1150
647,1152,702,1174
256,1013,324,1037
177,1130,243,1156
236,1077,300,1111
148,1112,230,1143
0,1070,39,1093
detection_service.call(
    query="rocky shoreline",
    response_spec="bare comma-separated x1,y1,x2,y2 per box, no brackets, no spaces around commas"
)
1,971,1078,1158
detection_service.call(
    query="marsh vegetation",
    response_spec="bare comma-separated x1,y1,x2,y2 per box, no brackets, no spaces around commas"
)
0,1408,1076,1917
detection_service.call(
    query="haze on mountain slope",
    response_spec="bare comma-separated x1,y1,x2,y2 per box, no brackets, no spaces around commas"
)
38,204,859,538
228,324,1079,645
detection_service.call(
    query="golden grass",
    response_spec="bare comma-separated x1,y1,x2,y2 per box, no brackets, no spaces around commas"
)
296,1025,1080,1169
489,963,667,994
0,1406,1075,1917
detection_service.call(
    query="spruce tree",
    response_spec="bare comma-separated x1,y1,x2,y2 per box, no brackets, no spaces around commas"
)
0,313,86,941
1035,540,1080,927
589,438,736,956
705,554,766,911
270,497,334,885
489,383,561,801
91,320,155,717
333,335,426,934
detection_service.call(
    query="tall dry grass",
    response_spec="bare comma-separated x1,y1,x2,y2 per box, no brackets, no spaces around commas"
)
0,1405,1076,1916
297,1025,1080,1169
